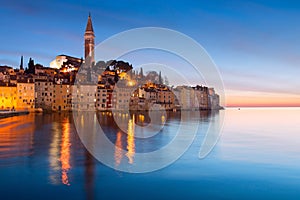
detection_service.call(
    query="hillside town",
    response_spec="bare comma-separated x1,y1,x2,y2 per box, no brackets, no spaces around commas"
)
0,14,221,112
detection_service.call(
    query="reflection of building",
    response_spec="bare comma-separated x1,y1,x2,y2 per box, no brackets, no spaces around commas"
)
114,132,123,166
0,114,35,160
61,121,71,185
48,115,72,186
126,117,135,164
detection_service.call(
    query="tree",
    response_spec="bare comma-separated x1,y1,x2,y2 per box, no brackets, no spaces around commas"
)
26,57,35,74
139,67,144,78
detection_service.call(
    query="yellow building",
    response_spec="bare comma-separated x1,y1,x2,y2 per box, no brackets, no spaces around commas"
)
52,84,72,111
17,80,35,111
0,83,17,110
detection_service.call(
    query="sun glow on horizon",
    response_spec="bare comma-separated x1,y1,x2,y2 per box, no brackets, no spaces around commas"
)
225,90,300,107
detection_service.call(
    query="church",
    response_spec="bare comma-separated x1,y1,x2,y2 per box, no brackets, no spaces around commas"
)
49,14,95,71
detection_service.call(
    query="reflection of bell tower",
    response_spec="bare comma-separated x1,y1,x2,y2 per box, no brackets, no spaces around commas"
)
84,13,95,64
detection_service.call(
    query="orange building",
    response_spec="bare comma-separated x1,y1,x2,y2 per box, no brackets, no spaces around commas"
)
16,80,35,111
0,83,17,110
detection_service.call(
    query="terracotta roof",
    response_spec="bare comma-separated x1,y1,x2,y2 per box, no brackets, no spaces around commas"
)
85,14,94,33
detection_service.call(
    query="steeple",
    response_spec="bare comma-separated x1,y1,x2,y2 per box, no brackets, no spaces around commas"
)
84,13,95,64
20,55,24,70
85,13,94,33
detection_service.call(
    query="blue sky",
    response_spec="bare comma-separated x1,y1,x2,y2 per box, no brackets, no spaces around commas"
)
1,0,300,106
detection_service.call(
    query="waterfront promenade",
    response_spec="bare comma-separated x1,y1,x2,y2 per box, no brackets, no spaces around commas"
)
0,110,29,118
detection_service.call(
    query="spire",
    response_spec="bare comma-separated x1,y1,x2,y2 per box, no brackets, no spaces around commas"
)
84,13,95,63
85,13,94,33
20,55,24,70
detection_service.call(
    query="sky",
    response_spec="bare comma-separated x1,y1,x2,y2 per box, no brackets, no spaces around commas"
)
1,0,300,107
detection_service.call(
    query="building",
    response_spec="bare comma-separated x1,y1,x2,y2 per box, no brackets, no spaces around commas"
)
0,83,17,110
17,80,35,111
156,86,175,110
0,13,222,113
35,79,53,110
50,55,82,71
174,86,193,110
84,13,95,63
113,85,133,110
52,84,72,111
72,84,96,111
208,88,221,110
194,85,209,110
95,84,114,111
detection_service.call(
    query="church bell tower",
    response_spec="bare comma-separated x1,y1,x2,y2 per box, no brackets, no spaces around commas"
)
84,13,95,64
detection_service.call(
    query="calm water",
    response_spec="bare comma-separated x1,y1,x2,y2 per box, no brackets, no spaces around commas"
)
1,108,300,199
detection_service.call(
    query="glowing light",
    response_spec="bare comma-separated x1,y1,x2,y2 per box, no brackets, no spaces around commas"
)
161,115,165,124
126,116,135,164
60,121,71,186
138,114,145,123
114,132,123,166
127,80,135,86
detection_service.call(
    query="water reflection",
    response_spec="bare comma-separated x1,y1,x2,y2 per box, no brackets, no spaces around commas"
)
84,151,95,200
61,121,71,185
95,110,216,168
126,116,135,164
49,116,72,186
114,132,123,166
49,121,60,184
0,114,35,163
0,110,227,199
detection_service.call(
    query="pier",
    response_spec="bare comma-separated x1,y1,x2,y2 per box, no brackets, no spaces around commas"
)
0,110,30,118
